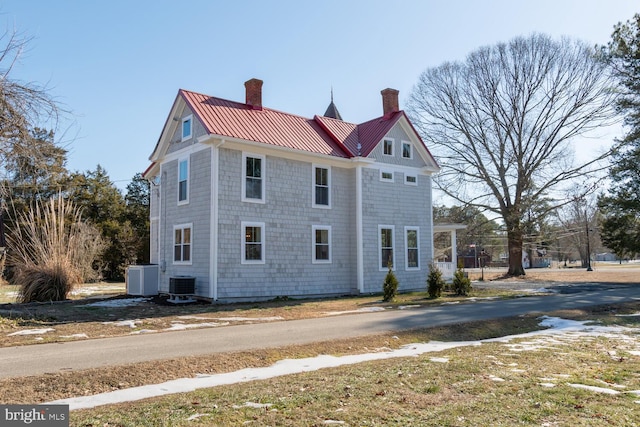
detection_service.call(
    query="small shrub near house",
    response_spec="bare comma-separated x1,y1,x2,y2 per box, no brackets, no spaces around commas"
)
452,267,472,296
382,263,399,302
427,263,445,298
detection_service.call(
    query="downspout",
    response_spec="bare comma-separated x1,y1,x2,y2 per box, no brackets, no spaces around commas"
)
356,163,364,293
209,142,221,301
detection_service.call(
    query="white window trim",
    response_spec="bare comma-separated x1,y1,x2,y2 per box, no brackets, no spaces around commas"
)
404,174,418,186
242,152,266,204
241,221,265,264
181,115,193,142
382,138,394,157
312,225,332,264
177,157,189,205
173,223,193,265
378,225,395,271
405,226,420,271
401,140,413,159
380,170,394,183
312,164,331,209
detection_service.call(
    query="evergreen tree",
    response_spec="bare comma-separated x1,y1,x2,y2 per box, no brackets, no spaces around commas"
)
124,173,150,264
598,13,640,258
67,165,128,279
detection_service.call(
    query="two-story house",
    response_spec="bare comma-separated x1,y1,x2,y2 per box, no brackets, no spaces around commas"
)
143,78,440,301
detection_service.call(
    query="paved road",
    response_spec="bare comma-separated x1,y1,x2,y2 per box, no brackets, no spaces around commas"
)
1,284,639,379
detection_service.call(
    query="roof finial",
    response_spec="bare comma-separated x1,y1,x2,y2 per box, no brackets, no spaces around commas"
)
323,86,343,120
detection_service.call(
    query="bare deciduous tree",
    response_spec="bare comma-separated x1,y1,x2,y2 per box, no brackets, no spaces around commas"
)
0,29,62,176
408,34,617,276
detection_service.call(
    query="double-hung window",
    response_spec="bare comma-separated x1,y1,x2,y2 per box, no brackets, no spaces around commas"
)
174,224,192,264
178,158,189,204
242,221,265,264
405,227,420,270
181,115,192,141
312,225,331,263
379,225,395,270
313,165,330,208
402,141,412,159
383,138,394,156
242,153,265,203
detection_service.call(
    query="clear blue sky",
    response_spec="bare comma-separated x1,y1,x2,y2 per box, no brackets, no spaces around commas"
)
2,0,638,191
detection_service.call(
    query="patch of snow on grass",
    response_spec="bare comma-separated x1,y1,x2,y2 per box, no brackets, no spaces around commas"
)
129,329,157,335
86,298,149,308
216,317,284,322
489,375,505,382
568,383,620,395
324,421,345,425
103,320,141,328
398,305,421,310
616,312,640,317
539,383,556,388
72,284,125,296
61,334,88,339
165,322,228,331
8,328,54,336
232,402,272,409
324,307,385,316
430,357,449,363
441,301,460,305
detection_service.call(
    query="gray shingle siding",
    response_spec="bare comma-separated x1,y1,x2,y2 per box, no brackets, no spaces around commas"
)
157,148,212,297
216,148,357,299
361,167,432,293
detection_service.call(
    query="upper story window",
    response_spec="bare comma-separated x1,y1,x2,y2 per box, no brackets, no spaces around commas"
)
181,115,193,141
380,170,394,183
312,225,331,264
402,141,412,159
313,165,331,208
242,221,265,264
405,174,418,186
383,138,394,156
242,153,265,203
178,158,189,204
173,223,192,264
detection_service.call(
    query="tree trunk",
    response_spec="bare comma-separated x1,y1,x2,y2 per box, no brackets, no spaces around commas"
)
507,227,525,276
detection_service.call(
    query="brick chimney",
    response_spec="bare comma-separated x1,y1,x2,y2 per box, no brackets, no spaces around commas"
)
245,78,263,110
381,88,399,116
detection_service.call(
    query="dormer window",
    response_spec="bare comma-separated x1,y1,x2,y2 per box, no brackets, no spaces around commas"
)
181,115,193,141
383,139,394,156
402,141,412,159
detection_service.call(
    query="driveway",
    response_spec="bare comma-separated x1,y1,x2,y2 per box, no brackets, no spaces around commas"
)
1,283,639,379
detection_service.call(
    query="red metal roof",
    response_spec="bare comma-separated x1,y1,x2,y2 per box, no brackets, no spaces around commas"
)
175,89,437,168
181,90,351,158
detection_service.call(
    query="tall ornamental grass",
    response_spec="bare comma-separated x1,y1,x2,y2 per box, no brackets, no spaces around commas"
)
7,196,104,303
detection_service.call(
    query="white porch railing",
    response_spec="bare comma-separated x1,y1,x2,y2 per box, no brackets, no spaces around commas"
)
434,262,455,279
